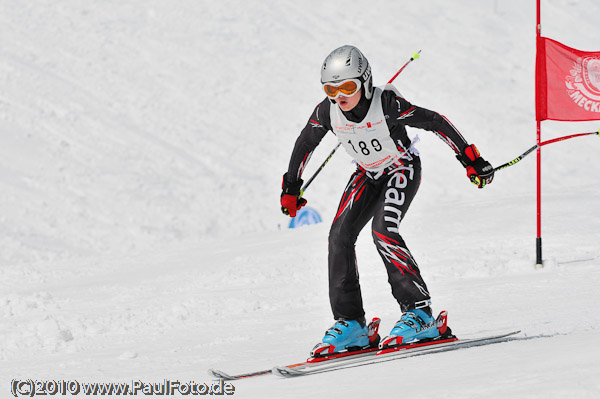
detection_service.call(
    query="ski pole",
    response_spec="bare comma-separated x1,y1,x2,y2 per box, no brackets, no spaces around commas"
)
388,50,421,84
301,50,422,194
493,129,599,172
300,142,341,196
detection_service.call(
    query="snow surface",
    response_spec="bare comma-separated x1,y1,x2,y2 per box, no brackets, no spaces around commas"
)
1,0,599,398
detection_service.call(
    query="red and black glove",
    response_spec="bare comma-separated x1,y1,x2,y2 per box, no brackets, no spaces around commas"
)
281,173,307,217
457,144,494,188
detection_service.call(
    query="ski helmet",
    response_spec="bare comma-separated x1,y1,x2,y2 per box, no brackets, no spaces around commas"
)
321,45,373,100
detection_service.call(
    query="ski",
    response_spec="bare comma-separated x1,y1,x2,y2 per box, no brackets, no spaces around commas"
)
272,330,521,378
208,317,383,381
208,362,303,380
208,346,380,381
209,312,521,381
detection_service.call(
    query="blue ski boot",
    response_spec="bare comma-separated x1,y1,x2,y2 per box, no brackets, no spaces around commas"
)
379,308,440,349
310,319,370,357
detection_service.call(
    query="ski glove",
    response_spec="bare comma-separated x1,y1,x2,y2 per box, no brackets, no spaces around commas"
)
281,173,307,217
457,144,494,188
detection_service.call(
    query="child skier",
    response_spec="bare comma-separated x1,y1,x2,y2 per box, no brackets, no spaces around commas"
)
280,45,494,354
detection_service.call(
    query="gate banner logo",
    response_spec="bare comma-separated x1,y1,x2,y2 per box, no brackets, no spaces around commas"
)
566,56,600,109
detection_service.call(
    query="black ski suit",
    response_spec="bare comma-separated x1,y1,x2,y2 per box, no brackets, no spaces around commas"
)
286,86,471,321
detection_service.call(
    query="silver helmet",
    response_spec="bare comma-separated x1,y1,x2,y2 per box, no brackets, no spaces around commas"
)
321,45,373,100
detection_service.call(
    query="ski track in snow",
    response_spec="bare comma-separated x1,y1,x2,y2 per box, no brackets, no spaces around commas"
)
1,0,599,398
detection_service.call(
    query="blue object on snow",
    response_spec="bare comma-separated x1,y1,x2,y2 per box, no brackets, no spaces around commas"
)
288,207,322,228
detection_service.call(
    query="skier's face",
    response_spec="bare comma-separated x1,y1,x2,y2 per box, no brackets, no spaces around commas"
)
335,89,362,112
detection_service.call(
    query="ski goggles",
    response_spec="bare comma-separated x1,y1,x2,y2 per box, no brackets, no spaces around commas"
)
323,78,362,99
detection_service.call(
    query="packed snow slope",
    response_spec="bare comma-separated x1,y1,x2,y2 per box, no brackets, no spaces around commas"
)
1,0,599,398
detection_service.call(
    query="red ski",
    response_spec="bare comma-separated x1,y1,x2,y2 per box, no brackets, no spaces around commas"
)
209,317,382,380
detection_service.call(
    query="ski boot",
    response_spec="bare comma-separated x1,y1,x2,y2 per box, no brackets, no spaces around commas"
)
380,309,452,349
311,317,381,357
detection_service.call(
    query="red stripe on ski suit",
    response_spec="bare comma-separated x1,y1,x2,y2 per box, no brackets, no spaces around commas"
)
334,173,367,223
373,231,418,276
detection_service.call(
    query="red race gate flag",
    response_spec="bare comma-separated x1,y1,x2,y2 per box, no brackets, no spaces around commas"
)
536,37,600,121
